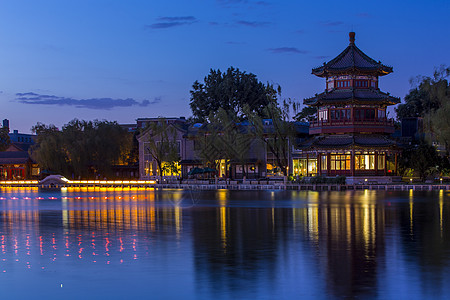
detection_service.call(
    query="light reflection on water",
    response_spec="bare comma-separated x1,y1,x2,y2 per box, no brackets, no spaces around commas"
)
0,187,450,299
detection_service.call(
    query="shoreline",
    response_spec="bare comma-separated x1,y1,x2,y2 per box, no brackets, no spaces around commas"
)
1,180,450,191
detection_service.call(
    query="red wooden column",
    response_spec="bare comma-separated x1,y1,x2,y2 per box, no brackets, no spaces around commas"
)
306,154,309,177
317,153,321,176
351,150,355,176
394,153,398,176
374,151,378,176
327,153,331,175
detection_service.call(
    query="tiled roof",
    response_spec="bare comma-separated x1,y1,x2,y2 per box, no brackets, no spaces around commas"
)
296,134,396,150
0,151,32,165
312,32,393,77
185,121,310,137
304,88,400,106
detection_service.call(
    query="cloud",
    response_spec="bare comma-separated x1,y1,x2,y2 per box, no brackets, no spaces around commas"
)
295,29,305,34
268,47,308,54
236,20,270,27
157,16,196,22
15,92,160,110
320,21,344,27
217,0,246,4
226,41,246,45
217,0,269,6
147,16,197,29
356,12,372,18
313,55,329,60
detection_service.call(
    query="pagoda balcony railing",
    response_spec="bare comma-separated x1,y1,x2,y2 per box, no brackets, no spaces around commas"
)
309,118,395,128
309,118,395,134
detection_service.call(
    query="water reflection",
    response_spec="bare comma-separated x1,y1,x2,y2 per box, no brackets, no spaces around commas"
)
0,187,450,299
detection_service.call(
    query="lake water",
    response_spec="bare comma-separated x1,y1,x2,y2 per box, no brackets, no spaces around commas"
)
0,187,450,299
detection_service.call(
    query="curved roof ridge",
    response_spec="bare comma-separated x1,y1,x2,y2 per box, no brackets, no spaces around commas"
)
312,32,393,77
304,88,400,106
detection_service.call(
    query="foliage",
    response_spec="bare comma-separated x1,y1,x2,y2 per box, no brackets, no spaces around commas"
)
396,65,449,120
31,123,70,175
294,106,317,122
396,66,450,151
193,118,223,171
395,88,432,120
399,141,443,181
144,118,181,176
189,66,278,122
0,127,10,151
31,119,133,178
194,108,253,178
422,69,450,150
213,108,252,177
245,101,296,176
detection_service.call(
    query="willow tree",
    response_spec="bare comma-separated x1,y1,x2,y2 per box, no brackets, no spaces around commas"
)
31,123,70,176
145,118,180,176
421,67,450,151
245,101,296,176
193,122,223,171
212,108,252,178
31,119,133,178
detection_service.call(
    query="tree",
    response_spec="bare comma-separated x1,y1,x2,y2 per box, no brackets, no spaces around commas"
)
31,119,133,178
395,88,431,120
395,65,449,120
144,118,181,177
0,127,10,151
212,108,252,178
31,123,70,175
294,106,317,122
421,67,450,150
193,121,223,171
190,66,278,122
245,101,296,176
400,141,442,181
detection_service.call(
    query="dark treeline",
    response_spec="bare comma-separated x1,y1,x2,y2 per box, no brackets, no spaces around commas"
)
0,127,10,151
31,119,135,179
396,65,450,180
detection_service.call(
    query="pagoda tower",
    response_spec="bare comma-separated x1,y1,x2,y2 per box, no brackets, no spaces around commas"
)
292,32,400,180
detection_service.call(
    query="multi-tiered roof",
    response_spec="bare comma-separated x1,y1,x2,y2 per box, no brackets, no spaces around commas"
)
312,32,393,77
304,32,400,107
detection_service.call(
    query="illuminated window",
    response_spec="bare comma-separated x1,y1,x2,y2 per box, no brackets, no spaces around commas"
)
144,161,153,176
355,152,375,170
292,159,317,176
158,161,181,176
330,153,351,170
321,155,327,171
377,154,385,170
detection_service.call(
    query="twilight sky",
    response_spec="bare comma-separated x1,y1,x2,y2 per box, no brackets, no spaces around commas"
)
0,0,449,133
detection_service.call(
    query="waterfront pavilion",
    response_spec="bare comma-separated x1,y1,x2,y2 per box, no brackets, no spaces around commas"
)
293,32,400,182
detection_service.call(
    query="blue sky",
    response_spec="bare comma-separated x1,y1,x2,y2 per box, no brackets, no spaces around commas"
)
0,0,449,133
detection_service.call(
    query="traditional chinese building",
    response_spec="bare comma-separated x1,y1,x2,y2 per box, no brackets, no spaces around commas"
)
292,32,400,182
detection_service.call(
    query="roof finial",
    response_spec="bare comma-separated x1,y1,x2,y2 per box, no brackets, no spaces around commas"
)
349,32,355,44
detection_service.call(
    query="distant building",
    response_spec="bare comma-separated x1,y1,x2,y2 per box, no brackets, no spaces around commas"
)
0,119,39,180
136,117,186,129
119,123,138,133
9,129,36,144
137,117,309,180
